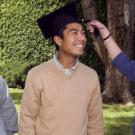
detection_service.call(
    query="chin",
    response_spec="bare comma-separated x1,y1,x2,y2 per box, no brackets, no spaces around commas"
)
75,51,84,57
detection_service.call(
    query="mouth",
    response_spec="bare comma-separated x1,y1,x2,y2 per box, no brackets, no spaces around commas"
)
74,43,85,48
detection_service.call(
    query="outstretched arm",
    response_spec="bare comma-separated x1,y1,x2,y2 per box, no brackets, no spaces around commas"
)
87,20,135,82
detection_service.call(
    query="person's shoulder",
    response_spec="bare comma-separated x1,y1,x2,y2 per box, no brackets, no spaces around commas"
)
0,77,8,100
78,63,99,85
79,63,98,76
0,76,5,83
0,77,7,88
27,59,54,76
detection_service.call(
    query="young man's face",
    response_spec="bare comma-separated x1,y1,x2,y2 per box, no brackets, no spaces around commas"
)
58,22,86,58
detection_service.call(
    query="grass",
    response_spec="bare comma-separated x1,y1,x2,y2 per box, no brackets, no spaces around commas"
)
10,88,135,135
103,104,135,135
10,88,23,113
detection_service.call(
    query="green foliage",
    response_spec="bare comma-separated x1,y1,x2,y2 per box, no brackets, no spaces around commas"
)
0,0,66,87
0,61,36,88
0,0,65,63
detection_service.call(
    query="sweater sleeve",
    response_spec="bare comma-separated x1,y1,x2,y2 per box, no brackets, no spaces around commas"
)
0,78,7,135
87,77,103,135
0,77,8,106
0,77,18,133
0,116,7,135
112,52,135,82
19,70,43,135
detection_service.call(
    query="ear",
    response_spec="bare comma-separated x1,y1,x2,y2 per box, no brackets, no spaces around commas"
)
53,36,62,47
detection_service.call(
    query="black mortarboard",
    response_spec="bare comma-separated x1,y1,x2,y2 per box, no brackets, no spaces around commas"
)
37,3,79,38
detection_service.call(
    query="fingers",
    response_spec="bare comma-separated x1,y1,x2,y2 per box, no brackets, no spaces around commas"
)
87,20,108,32
86,20,110,39
87,24,94,33
86,20,98,33
89,20,105,29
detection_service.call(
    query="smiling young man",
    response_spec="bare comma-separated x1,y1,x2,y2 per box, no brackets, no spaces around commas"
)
19,3,103,135
54,22,86,68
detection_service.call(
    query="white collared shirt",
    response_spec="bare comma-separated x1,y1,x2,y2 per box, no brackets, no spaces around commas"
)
53,54,79,76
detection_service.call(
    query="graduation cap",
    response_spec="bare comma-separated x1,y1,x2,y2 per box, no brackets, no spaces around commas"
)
37,3,79,38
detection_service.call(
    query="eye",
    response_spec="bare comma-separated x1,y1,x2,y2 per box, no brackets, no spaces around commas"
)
71,31,78,35
81,30,85,35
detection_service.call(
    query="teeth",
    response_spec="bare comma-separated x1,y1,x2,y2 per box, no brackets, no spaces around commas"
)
76,44,83,48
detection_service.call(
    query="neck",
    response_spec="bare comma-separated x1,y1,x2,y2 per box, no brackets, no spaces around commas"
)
57,53,77,69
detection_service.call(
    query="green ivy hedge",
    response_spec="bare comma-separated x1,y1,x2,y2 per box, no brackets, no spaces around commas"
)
0,61,36,88
0,0,66,63
0,0,67,87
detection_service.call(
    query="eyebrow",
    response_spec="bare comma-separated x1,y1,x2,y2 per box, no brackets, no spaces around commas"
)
67,28,84,33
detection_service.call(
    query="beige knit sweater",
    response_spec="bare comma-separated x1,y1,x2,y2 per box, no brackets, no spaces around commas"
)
19,59,103,135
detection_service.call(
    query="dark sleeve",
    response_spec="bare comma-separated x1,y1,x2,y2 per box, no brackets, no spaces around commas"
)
112,52,135,82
